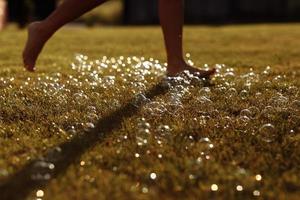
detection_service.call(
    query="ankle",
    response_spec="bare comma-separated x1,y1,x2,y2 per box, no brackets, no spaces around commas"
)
167,59,187,70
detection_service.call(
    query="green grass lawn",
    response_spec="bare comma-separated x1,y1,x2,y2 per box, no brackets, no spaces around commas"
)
0,24,300,200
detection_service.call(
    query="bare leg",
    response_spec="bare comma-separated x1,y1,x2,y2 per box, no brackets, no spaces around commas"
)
23,0,106,71
158,0,215,77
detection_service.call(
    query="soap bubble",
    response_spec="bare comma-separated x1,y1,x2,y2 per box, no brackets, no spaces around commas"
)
73,92,88,103
133,93,150,107
85,122,95,129
136,128,150,145
240,90,249,100
240,109,252,118
87,113,99,122
190,76,204,86
224,72,235,82
143,102,168,116
197,96,212,105
198,137,214,156
196,96,214,112
227,88,238,98
271,95,289,109
248,106,260,119
3,53,300,196
137,120,151,129
198,87,212,98
167,94,183,106
259,124,276,143
86,106,97,115
287,86,299,96
262,66,271,76
156,125,171,136
261,106,276,120
237,115,251,128
31,160,55,181
136,136,148,146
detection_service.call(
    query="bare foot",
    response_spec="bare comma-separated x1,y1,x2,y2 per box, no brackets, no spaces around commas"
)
167,62,216,79
23,22,50,72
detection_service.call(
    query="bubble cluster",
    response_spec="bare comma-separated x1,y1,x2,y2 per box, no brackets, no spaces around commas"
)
0,54,299,199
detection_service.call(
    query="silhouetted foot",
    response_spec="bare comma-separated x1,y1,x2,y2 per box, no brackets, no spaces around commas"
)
167,63,216,79
23,22,50,72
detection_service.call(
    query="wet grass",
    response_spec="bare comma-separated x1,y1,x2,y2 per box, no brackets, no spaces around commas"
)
0,24,300,199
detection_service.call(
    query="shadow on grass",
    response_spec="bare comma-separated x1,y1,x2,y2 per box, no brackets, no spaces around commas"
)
0,81,169,200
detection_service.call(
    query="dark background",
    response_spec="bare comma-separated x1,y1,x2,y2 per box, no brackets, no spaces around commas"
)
6,0,300,26
124,0,300,24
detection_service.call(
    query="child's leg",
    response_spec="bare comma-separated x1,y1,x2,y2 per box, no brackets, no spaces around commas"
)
158,0,215,77
23,0,106,71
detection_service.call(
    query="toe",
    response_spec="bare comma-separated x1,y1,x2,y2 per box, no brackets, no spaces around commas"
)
23,59,36,72
193,68,216,78
25,64,36,72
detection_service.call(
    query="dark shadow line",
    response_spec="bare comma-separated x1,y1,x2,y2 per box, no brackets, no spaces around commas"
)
0,81,168,200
